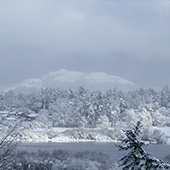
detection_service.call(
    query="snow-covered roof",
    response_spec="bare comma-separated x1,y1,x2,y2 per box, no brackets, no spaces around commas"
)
9,111,17,115
6,117,17,121
27,114,39,118
0,111,9,114
17,112,24,115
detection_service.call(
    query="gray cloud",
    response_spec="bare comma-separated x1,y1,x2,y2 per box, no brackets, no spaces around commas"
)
0,0,170,87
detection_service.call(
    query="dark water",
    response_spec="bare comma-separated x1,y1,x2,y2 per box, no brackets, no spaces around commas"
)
18,142,170,161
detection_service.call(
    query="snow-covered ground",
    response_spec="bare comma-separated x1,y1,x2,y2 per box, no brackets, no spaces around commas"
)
16,125,170,144
2,69,137,93
19,127,124,143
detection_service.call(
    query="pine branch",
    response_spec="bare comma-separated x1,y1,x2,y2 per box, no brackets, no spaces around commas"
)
117,121,170,170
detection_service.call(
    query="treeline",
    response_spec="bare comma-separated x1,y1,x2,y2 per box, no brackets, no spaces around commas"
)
1,86,170,128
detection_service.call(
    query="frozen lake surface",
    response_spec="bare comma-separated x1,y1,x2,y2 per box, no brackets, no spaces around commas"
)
18,142,170,161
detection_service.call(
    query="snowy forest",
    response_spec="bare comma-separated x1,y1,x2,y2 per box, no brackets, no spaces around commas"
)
0,86,170,144
1,86,170,169
1,86,170,128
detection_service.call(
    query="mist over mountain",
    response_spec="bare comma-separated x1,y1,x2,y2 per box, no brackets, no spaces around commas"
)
1,69,137,93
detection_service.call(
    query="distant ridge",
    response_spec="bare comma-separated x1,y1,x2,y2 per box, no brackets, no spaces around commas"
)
2,69,137,93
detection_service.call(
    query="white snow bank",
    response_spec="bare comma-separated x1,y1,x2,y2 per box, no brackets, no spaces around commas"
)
19,127,125,143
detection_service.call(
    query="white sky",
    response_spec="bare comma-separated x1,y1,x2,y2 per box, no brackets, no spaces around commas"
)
0,0,170,87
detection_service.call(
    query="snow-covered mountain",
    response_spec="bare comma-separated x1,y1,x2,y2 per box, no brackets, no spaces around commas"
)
2,69,137,93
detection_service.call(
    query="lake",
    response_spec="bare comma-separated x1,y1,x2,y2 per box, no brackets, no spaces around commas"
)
18,142,170,162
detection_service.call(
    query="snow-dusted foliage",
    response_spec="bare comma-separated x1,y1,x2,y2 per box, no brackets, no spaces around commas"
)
1,86,170,142
118,121,170,170
7,150,116,170
0,123,19,169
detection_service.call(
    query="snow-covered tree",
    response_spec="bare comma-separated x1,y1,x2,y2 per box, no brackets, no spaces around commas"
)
0,124,19,169
159,86,170,108
118,121,170,170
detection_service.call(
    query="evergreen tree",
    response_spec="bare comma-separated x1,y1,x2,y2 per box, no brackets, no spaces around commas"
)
118,121,170,170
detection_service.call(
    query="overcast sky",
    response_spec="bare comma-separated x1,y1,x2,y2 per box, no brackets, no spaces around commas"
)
0,0,170,87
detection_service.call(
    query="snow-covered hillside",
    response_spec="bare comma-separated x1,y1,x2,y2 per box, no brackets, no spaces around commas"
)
2,69,137,93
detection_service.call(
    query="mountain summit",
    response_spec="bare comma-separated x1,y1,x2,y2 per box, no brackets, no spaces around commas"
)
3,69,137,93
